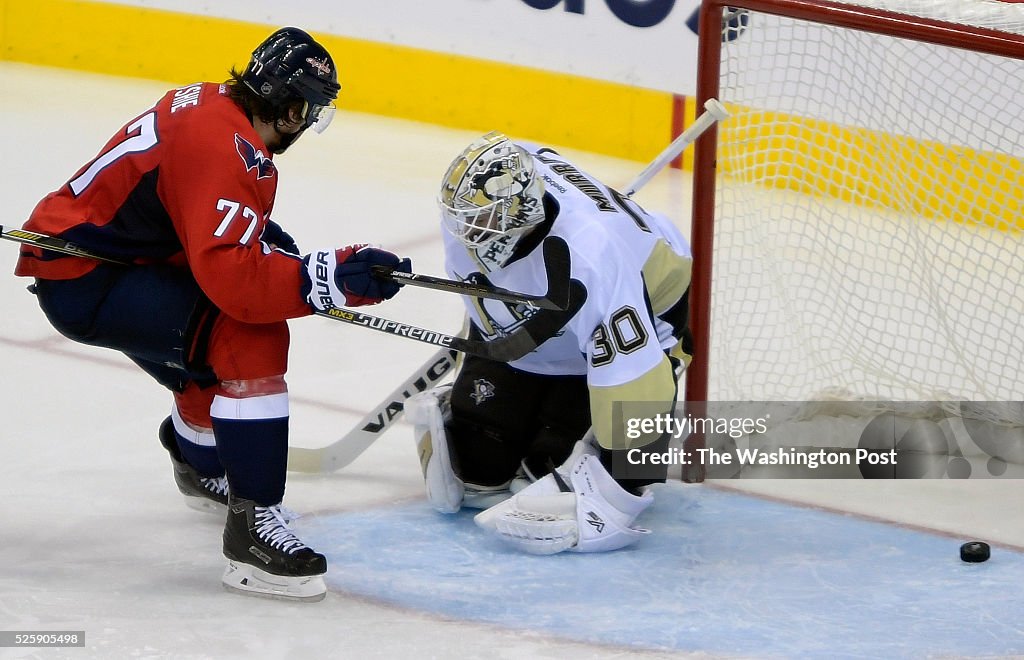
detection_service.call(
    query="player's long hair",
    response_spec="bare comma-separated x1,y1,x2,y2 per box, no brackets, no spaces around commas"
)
224,68,303,125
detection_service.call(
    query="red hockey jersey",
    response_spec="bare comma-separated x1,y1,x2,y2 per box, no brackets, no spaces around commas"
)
15,82,312,323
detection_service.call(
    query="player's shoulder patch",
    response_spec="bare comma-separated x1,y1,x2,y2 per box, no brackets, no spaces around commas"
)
234,134,276,180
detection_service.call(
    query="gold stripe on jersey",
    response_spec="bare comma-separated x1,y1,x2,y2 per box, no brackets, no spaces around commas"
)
468,295,500,337
589,355,677,451
669,344,693,367
643,239,692,316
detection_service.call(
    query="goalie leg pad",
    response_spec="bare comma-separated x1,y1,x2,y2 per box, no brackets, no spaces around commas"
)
475,439,654,554
407,386,464,513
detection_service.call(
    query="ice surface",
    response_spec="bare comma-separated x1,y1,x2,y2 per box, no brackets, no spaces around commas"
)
1,63,1022,659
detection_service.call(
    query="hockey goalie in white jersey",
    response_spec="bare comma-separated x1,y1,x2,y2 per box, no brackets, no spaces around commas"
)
407,131,692,555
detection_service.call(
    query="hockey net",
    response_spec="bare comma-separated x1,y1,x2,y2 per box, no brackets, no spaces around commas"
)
683,0,1024,479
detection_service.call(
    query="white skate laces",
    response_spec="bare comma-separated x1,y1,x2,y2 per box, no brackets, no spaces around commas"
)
254,505,309,554
199,475,229,499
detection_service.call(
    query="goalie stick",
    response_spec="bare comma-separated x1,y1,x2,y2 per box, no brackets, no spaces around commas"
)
287,348,460,472
623,99,729,198
287,100,730,472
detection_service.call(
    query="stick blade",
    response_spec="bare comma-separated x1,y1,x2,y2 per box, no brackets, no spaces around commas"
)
287,447,328,473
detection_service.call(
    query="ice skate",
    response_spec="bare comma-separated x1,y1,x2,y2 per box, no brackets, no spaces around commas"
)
221,496,327,602
159,417,229,514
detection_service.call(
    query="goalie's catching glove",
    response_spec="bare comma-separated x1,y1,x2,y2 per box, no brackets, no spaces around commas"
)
303,244,412,309
473,438,653,555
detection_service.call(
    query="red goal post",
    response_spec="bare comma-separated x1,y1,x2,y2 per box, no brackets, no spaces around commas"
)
682,0,1024,482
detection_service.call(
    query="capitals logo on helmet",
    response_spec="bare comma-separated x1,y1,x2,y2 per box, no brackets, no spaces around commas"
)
438,132,545,249
305,56,332,76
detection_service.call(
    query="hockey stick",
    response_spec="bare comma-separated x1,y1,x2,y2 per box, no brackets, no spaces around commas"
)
0,225,582,362
288,101,729,473
287,348,460,472
340,101,731,311
0,225,128,264
288,237,585,472
370,265,569,311
623,98,729,198
2,223,566,310
318,100,728,361
1,223,582,469
315,236,584,362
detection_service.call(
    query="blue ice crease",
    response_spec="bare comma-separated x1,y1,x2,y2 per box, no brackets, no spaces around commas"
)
302,483,1024,658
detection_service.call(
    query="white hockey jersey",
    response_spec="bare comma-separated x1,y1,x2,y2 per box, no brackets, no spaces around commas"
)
442,145,693,449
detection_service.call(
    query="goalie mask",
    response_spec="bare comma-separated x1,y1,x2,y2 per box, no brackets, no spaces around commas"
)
438,132,546,249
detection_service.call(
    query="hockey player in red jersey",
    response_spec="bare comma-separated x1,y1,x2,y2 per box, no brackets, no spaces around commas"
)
14,27,410,601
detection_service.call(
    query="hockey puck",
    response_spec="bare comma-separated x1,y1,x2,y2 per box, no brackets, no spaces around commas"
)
960,541,990,563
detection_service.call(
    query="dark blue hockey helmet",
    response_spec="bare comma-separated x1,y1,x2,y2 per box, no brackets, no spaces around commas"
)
241,27,341,133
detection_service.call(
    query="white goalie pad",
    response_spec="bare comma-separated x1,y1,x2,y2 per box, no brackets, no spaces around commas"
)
407,386,464,513
474,439,653,555
222,561,326,602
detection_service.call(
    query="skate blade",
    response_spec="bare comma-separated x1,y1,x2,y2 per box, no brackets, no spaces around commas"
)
183,495,227,516
222,560,327,602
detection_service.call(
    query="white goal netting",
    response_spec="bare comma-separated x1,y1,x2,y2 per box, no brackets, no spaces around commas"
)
689,0,1024,474
707,0,1024,408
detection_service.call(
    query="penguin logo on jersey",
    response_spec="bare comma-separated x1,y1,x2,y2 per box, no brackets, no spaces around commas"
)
235,134,276,180
470,379,496,405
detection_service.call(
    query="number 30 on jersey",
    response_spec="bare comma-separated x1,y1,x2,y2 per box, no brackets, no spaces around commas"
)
590,305,649,367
